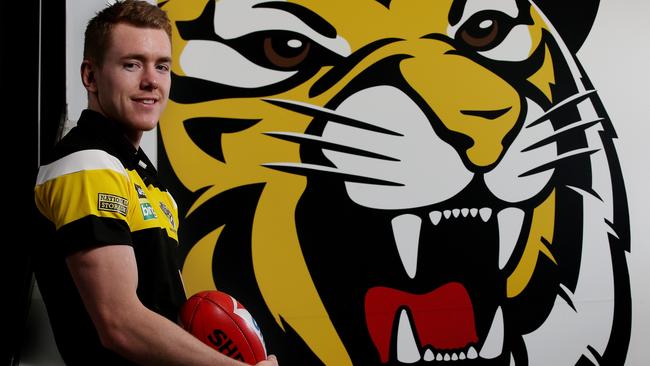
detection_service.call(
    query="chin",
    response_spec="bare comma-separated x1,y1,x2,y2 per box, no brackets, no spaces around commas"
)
132,115,161,131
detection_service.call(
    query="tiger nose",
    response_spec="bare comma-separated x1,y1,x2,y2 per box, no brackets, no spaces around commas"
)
400,43,521,168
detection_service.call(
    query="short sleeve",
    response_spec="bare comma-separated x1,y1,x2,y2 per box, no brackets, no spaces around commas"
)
35,149,135,254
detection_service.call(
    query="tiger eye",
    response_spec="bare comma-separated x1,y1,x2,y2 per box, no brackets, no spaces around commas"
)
263,35,311,69
459,17,500,49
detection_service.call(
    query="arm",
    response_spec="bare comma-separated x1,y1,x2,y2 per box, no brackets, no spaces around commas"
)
67,244,278,366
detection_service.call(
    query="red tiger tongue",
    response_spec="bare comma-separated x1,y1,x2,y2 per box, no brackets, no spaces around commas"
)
365,282,478,363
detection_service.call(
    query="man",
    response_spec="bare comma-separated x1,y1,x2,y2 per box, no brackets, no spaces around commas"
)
33,1,278,365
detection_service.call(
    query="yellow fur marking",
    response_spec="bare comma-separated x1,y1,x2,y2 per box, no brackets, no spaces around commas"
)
182,227,220,295
254,180,353,365
507,190,556,298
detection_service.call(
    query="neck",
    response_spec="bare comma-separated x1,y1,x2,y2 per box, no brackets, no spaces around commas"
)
124,129,143,150
87,100,142,150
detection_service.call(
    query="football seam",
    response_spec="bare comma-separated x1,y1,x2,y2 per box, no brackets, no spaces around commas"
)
187,297,202,334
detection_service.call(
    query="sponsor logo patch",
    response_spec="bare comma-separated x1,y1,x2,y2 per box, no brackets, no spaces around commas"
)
134,183,147,199
98,193,128,216
159,202,176,231
140,202,157,220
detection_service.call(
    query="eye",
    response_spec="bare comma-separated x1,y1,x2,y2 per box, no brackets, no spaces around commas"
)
157,63,171,72
456,11,514,51
227,30,338,71
263,34,310,69
124,62,139,71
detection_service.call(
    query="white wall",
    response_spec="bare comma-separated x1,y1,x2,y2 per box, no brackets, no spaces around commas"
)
63,0,158,165
577,1,650,365
21,0,650,364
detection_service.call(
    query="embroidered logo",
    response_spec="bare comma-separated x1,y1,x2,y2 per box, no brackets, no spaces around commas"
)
140,202,157,220
159,202,176,231
98,193,128,216
134,183,147,199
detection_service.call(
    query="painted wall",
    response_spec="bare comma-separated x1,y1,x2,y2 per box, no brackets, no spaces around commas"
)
21,0,649,365
158,1,649,365
579,3,650,366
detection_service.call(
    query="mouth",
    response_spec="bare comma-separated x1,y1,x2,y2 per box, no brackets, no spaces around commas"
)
365,284,504,364
133,97,159,105
364,204,527,364
390,206,524,279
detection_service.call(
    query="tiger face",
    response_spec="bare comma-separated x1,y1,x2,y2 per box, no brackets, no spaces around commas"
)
159,1,631,365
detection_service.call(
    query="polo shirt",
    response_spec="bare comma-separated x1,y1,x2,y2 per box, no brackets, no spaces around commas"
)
33,109,186,365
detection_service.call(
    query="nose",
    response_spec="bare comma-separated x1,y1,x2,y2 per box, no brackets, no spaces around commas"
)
141,67,159,90
398,40,521,168
141,78,158,90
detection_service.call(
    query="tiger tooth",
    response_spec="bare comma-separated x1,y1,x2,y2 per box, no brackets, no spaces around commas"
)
436,353,443,361
429,211,442,225
443,210,452,219
470,208,478,217
468,347,478,359
391,214,421,279
479,306,504,359
459,351,466,360
452,208,460,218
497,208,525,269
443,353,451,361
510,353,516,366
479,207,493,222
452,353,459,361
423,348,434,361
461,208,469,217
396,309,421,363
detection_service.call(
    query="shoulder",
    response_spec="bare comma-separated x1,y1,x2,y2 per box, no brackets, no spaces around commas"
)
36,149,128,187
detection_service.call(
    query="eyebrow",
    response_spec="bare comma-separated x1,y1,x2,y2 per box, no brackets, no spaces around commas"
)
252,1,337,38
121,54,172,64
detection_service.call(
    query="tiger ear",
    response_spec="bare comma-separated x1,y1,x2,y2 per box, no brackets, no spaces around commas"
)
533,0,600,52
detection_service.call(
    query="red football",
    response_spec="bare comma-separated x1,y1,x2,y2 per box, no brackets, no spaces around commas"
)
179,290,267,364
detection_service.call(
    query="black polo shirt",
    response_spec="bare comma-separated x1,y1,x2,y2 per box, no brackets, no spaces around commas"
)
33,109,186,365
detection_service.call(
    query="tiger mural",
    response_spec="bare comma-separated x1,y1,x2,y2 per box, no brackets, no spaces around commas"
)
157,0,632,365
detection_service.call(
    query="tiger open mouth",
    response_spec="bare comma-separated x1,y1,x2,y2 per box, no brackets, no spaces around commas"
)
361,201,529,364
365,284,504,364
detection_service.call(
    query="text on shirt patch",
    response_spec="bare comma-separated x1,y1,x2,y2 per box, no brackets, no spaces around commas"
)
141,202,157,220
98,193,128,216
159,202,176,231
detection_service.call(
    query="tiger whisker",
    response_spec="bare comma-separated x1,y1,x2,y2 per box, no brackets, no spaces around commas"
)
519,147,601,177
264,131,400,161
521,118,604,152
263,98,403,136
262,162,404,186
527,90,598,129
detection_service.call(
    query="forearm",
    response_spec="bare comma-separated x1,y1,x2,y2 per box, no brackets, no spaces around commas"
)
104,302,247,366
66,246,253,366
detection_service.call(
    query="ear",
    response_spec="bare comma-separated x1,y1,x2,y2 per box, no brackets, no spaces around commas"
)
533,0,600,52
81,60,98,93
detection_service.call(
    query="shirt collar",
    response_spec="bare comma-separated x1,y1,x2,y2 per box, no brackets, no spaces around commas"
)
77,109,142,167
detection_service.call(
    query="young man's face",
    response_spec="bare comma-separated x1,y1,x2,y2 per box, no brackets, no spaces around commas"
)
92,23,171,141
